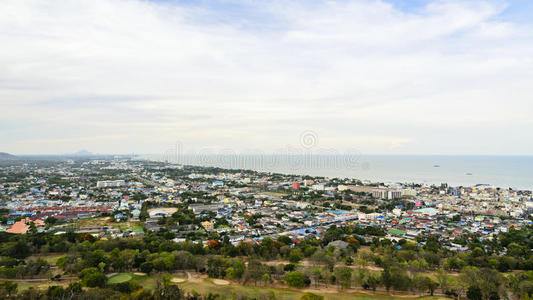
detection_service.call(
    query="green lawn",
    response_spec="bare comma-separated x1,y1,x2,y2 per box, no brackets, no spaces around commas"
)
179,279,302,300
108,273,133,284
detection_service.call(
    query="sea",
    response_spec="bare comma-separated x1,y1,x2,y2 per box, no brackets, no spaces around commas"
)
150,154,533,191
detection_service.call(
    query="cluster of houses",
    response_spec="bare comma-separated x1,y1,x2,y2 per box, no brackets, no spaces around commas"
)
1,159,532,249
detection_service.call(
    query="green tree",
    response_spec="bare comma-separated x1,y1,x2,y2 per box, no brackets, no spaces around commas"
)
333,266,352,290
0,281,18,297
285,272,311,288
140,261,153,274
262,273,272,286
80,268,106,288
47,286,65,299
467,286,482,300
301,292,324,300
289,249,304,263
45,216,58,228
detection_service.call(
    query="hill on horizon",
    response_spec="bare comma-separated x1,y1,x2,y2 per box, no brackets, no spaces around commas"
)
72,150,94,156
0,152,18,160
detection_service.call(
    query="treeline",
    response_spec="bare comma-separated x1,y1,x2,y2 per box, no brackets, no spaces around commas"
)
3,223,533,298
0,257,50,279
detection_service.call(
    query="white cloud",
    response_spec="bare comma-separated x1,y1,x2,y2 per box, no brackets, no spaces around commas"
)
0,0,532,154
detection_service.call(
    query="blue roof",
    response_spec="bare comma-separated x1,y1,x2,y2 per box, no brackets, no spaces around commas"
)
10,212,35,216
327,210,345,215
292,228,318,234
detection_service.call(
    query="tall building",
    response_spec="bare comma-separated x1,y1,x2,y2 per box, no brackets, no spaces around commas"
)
293,181,301,190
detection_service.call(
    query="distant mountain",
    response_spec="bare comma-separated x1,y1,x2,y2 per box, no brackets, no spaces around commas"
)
72,150,94,156
0,152,17,160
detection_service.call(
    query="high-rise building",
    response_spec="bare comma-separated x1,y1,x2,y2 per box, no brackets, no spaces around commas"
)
293,181,301,190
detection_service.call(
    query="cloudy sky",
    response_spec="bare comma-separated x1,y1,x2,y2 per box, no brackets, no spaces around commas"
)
1,0,533,155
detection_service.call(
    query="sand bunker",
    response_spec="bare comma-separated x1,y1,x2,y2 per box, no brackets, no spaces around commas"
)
133,272,147,276
172,278,186,283
213,279,229,285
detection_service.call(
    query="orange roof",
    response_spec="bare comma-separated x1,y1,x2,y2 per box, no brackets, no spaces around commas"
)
33,219,45,226
6,220,30,234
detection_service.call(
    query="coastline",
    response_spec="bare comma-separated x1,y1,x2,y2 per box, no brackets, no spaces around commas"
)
145,154,533,191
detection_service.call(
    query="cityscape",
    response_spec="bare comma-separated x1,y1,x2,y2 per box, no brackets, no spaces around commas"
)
1,155,533,299
2,0,533,299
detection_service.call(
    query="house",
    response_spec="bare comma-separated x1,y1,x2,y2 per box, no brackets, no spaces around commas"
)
6,220,30,234
201,221,214,230
149,210,169,218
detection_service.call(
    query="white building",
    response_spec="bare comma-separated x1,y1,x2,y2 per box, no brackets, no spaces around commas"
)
96,180,126,188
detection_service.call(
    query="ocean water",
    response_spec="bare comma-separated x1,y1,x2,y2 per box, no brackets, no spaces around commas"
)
153,154,533,190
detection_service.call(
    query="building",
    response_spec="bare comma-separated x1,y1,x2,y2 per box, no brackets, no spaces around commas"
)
6,218,44,234
6,220,30,234
339,185,401,200
201,221,214,230
293,182,301,190
149,210,169,218
96,180,126,188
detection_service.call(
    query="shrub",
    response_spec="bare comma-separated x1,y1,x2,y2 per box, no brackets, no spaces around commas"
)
301,292,324,300
83,272,107,288
285,272,310,288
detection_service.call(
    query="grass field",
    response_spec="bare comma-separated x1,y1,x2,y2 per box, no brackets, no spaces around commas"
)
108,273,133,284
75,217,141,231
15,278,77,292
26,253,65,265
176,278,448,300
14,272,451,300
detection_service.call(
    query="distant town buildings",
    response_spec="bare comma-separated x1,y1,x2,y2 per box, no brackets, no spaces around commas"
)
0,157,531,248
338,185,402,199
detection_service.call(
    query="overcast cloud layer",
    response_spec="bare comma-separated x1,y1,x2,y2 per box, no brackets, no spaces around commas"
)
1,0,533,155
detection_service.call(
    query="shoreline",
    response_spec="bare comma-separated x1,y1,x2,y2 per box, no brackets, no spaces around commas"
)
143,154,533,191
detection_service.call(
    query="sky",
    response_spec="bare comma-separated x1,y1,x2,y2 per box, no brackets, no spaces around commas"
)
1,0,533,155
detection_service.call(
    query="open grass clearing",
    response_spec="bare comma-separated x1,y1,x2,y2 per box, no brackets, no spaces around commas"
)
177,277,448,300
26,253,65,266
107,273,133,284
